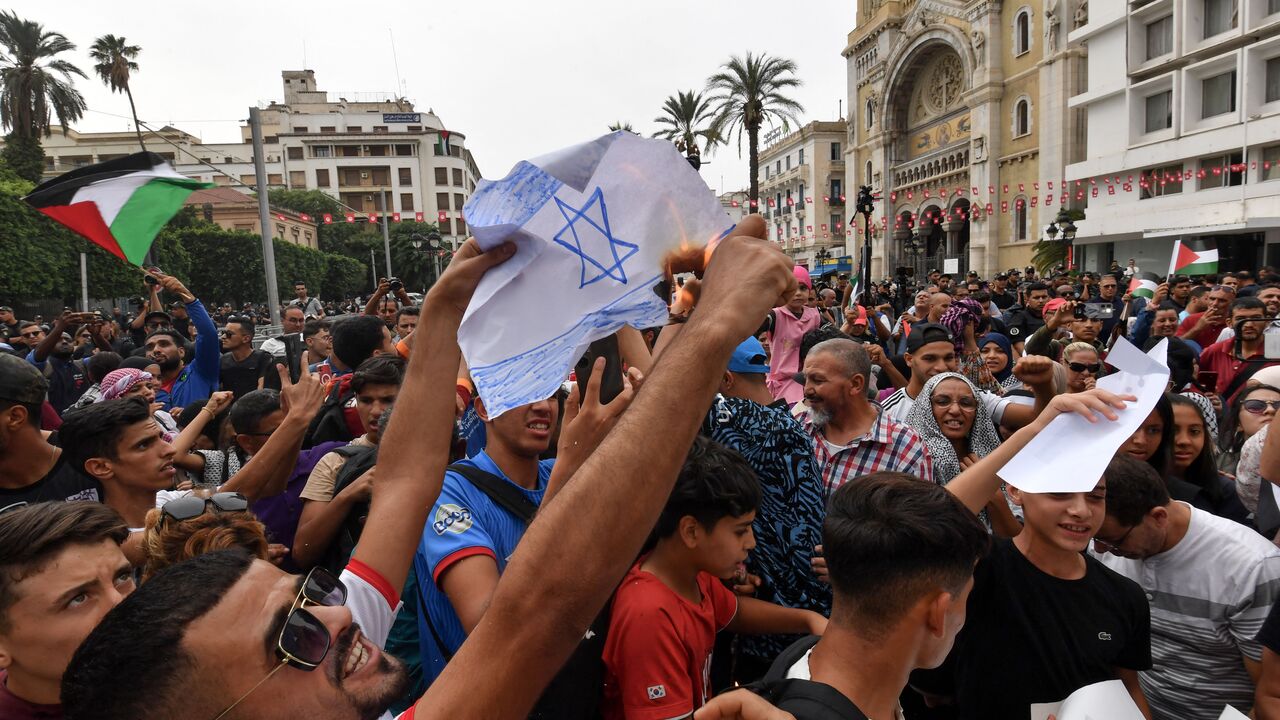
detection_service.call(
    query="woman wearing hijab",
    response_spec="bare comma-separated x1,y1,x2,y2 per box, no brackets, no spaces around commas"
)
978,332,1023,392
905,371,1020,536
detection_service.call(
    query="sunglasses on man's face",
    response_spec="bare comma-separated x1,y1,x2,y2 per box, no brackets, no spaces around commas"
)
1067,361,1103,375
160,492,249,526
1243,399,1280,415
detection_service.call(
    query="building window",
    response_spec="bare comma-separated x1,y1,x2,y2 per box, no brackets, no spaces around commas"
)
799,149,805,165
865,161,873,186
830,142,841,160
1013,198,1028,241
407,125,422,132
798,184,807,207
348,126,362,133
1013,98,1031,137
401,193,414,211
1146,16,1173,60
1199,152,1244,189
457,219,467,235
831,179,843,198
434,167,448,185
292,126,307,133
1140,163,1184,198
865,99,875,129
1144,90,1173,133
1203,0,1237,38
368,145,389,157
1014,8,1032,56
454,193,465,209
439,219,452,234
1201,70,1236,118
373,126,388,133
452,168,463,186
1267,57,1280,104
239,174,256,185
776,160,781,174
1263,146,1280,181
267,174,283,185
287,146,303,160
320,126,336,133
316,169,330,187
311,146,332,158
785,155,791,171
1271,0,1280,15
395,144,414,157
289,171,305,187
398,168,412,185
829,214,841,233
437,192,450,210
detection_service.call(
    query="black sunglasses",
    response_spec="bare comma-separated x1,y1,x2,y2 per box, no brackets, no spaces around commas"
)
160,492,249,526
1243,399,1280,415
1067,362,1103,375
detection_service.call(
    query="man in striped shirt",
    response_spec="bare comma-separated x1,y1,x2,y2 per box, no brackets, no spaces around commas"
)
1092,454,1280,720
797,338,932,491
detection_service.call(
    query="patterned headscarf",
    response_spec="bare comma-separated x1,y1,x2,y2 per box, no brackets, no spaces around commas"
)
1179,390,1219,440
99,368,153,402
905,372,1002,487
939,297,986,354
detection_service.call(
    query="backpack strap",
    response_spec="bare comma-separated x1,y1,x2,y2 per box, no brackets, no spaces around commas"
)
1223,360,1268,400
446,463,538,524
763,635,821,681
741,678,868,720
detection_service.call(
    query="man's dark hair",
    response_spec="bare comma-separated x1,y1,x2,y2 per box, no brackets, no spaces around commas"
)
1236,271,1254,281
120,356,154,371
62,550,256,719
799,326,853,367
145,328,185,348
1026,282,1049,294
395,306,420,323
351,354,406,393
651,436,761,540
17,321,38,332
824,472,988,637
1231,296,1266,313
227,317,255,337
293,280,305,287
303,317,330,339
332,315,388,369
59,398,152,469
1103,454,1171,527
0,502,128,632
86,352,123,384
1154,303,1180,314
1190,285,1211,299
228,389,281,435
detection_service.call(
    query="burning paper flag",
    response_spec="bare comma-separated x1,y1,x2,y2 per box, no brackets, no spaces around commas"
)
460,131,734,417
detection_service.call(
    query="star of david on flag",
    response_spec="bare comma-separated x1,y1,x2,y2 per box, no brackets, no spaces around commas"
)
552,187,638,288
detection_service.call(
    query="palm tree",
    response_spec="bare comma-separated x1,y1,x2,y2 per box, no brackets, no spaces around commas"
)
607,121,635,133
0,11,86,138
652,90,721,159
90,34,144,151
706,52,804,203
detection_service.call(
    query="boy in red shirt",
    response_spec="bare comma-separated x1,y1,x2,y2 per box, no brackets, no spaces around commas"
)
601,436,827,719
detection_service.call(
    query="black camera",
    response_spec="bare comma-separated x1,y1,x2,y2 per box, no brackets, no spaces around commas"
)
388,277,403,292
144,275,159,286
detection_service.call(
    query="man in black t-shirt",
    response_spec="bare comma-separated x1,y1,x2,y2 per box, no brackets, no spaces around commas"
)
0,355,101,507
0,306,19,344
219,317,271,399
1004,282,1051,355
989,273,1017,311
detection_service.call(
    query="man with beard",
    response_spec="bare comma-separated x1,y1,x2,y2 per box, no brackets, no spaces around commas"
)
220,317,273,400
1199,298,1277,401
25,311,105,414
140,270,219,412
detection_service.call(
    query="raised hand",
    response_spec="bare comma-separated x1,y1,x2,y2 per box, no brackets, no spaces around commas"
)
1035,387,1133,429
1012,354,1056,389
276,361,324,419
204,390,234,416
427,237,517,315
697,215,795,343
147,267,194,303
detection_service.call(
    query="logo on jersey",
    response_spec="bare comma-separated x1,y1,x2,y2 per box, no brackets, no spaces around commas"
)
1097,631,1112,641
646,685,666,701
433,504,473,535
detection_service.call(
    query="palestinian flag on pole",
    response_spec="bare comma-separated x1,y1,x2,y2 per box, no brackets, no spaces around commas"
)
1128,271,1161,299
436,130,451,156
24,152,212,265
1168,239,1219,277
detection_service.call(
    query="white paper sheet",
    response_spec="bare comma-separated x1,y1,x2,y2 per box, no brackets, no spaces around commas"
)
459,132,733,417
1028,679,1145,720
1218,705,1249,720
998,338,1169,493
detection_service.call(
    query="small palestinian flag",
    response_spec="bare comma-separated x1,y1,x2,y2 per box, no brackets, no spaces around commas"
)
1168,239,1219,276
1128,271,1160,299
436,130,451,156
24,152,212,265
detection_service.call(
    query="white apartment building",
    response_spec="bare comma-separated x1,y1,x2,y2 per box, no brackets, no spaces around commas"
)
718,189,750,226
1067,0,1280,272
33,70,481,246
758,121,851,276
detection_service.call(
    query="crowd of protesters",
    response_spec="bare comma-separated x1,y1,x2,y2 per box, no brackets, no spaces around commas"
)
4,222,1280,720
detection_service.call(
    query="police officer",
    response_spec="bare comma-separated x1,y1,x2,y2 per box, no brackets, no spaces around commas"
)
1004,281,1051,355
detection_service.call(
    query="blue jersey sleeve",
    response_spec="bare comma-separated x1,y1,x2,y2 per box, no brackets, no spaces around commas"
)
418,473,498,586
187,299,221,384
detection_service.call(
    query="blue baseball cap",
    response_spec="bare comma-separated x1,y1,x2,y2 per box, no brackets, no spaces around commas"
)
728,337,769,374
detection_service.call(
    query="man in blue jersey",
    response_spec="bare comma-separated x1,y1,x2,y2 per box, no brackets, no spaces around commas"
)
141,269,219,412
413,390,559,683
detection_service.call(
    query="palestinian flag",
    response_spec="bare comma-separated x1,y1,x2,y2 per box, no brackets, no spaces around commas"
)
1168,239,1219,276
24,152,212,265
436,130,451,156
1128,271,1160,299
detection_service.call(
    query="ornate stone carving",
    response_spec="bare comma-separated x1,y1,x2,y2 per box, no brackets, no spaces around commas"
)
972,135,986,162
909,52,966,124
1073,0,1088,29
1046,0,1060,51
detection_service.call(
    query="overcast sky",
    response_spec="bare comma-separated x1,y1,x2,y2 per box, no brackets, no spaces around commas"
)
11,0,852,194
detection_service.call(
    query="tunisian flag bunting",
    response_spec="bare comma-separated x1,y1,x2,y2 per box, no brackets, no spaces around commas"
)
24,152,212,265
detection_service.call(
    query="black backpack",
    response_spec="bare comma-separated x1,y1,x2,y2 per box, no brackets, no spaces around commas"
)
423,463,609,720
318,444,379,575
736,636,869,720
303,377,357,449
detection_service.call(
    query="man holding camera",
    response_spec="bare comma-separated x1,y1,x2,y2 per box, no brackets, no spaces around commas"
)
364,277,415,330
1024,298,1107,361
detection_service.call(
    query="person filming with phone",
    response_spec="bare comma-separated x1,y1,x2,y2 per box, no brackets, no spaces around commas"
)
1024,298,1107,361
1198,297,1279,403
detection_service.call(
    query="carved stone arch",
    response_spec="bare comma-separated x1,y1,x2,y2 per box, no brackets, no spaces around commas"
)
882,26,977,165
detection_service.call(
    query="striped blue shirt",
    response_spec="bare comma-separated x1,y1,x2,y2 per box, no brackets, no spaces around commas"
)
412,451,554,685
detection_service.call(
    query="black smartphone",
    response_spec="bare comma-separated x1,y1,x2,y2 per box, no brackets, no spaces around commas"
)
144,275,159,286
575,335,624,405
1196,370,1218,391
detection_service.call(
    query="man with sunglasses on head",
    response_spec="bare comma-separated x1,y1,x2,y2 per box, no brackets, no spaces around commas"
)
1091,454,1280,720
0,502,132,719
63,219,796,720
0,355,101,507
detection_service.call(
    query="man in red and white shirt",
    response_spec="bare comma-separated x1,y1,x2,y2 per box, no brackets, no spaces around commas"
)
798,338,932,490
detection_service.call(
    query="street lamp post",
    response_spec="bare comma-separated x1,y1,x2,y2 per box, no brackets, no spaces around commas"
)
1044,208,1079,271
854,186,877,308
410,234,424,293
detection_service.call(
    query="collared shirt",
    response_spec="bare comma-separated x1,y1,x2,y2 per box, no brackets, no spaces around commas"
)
800,407,933,491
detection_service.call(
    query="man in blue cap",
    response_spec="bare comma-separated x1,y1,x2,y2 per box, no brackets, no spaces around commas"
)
701,336,829,681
